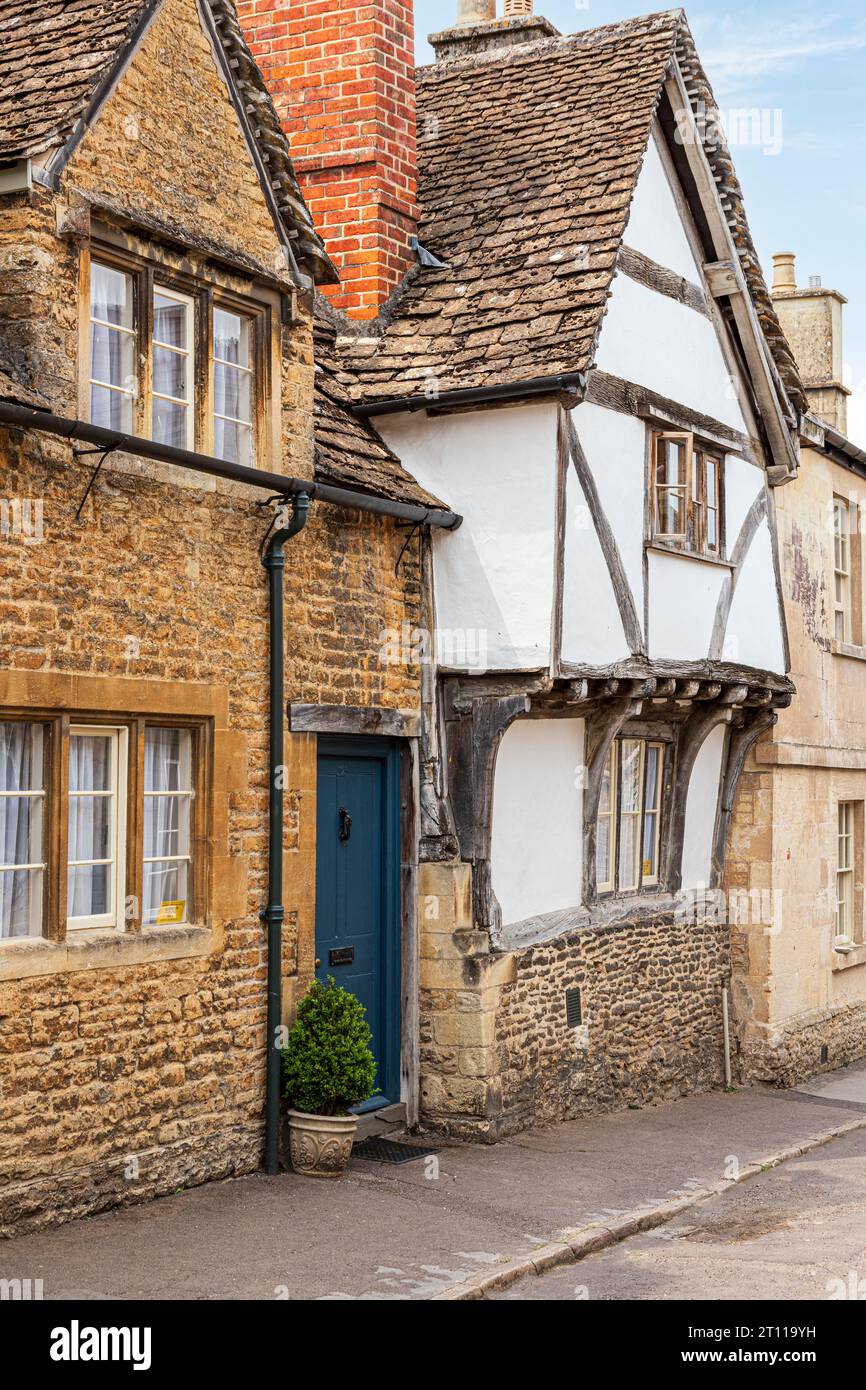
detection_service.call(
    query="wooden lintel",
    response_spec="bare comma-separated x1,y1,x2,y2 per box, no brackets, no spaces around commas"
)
288,703,420,738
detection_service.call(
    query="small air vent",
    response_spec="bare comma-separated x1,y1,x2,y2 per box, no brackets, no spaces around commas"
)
565,987,583,1028
820,1045,829,1065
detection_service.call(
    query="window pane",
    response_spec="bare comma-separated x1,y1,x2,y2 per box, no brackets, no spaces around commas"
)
214,309,249,367
69,735,111,791
153,396,189,448
619,814,640,891
214,416,253,467
153,293,188,348
0,796,42,868
0,721,42,793
642,812,658,879
598,747,613,816
90,383,133,432
68,795,111,864
90,321,134,389
620,740,643,814
707,506,718,550
91,263,133,329
596,817,611,887
658,488,685,535
68,863,110,919
644,745,660,812
657,439,686,488
0,868,42,939
145,728,191,792
214,361,252,423
153,344,189,401
143,860,189,926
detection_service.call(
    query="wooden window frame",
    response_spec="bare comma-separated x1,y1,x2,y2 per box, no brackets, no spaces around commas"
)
0,709,209,943
66,724,128,932
596,735,668,898
651,430,724,559
82,237,274,469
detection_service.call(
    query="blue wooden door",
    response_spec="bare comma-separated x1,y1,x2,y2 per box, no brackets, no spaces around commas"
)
315,737,401,1109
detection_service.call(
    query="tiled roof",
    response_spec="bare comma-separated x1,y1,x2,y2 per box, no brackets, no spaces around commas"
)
342,9,806,415
313,311,446,510
0,0,337,286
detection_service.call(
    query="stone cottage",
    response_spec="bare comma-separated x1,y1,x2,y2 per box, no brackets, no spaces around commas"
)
0,0,457,1233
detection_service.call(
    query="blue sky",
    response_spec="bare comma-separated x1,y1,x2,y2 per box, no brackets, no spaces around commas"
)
415,2,866,444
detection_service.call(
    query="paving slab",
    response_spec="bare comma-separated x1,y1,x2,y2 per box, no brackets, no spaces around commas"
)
1,1067,864,1300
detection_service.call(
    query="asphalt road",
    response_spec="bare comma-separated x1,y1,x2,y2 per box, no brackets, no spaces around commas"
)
488,1125,866,1300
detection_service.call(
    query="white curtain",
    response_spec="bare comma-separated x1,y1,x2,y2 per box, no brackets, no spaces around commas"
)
67,735,110,919
0,722,40,938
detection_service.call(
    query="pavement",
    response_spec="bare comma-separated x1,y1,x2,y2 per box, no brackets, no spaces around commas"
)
3,1059,866,1301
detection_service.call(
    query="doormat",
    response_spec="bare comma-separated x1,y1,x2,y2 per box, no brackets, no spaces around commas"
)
351,1137,439,1165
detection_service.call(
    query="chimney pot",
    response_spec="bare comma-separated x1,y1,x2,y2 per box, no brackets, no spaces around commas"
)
504,0,533,14
457,0,497,22
809,275,822,290
772,253,797,293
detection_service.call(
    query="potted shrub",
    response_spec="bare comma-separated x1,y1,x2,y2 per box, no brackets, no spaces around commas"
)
281,976,377,1178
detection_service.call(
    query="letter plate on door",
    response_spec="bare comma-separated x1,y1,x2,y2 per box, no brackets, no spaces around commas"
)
329,947,354,967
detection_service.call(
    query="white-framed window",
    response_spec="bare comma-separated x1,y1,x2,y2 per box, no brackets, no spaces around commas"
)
833,496,852,643
596,738,666,895
152,287,194,450
836,801,856,944
213,307,254,466
0,721,46,938
89,262,135,431
143,727,194,926
67,726,127,931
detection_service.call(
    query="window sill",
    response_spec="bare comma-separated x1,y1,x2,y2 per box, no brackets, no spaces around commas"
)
832,941,866,972
0,922,218,982
646,542,733,570
831,640,866,663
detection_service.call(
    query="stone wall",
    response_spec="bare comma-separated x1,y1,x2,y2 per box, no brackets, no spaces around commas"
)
419,864,730,1140
0,0,421,1235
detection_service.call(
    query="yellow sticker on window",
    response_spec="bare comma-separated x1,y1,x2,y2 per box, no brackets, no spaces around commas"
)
642,860,653,877
155,900,186,925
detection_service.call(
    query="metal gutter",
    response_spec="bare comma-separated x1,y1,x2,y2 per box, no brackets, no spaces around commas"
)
352,371,586,419
0,401,462,529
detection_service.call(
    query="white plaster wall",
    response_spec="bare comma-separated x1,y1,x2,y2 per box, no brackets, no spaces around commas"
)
724,520,786,671
491,718,584,926
649,550,727,660
623,134,702,282
561,462,630,665
572,401,646,613
595,274,750,434
376,404,559,670
681,723,727,891
725,455,764,551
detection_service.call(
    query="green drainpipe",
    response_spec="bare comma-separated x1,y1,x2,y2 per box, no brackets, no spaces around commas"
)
261,492,311,1176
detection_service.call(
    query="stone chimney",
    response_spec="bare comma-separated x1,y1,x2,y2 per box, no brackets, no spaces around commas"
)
771,252,850,434
430,4,559,62
237,0,417,319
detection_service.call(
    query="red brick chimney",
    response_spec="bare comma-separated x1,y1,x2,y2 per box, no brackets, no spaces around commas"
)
237,0,417,318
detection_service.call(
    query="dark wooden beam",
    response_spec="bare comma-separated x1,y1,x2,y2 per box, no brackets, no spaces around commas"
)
288,703,420,738
585,370,756,458
618,244,710,317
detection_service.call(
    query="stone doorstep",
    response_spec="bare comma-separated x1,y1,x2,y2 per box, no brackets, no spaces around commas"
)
431,1112,866,1301
354,1103,407,1142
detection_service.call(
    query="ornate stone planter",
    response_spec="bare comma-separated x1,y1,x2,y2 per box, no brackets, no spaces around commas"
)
285,1109,358,1178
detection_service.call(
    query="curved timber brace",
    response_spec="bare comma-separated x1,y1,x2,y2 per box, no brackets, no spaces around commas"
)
443,686,531,932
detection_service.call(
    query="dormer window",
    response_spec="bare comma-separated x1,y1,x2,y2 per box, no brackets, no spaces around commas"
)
651,431,722,558
85,243,270,467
